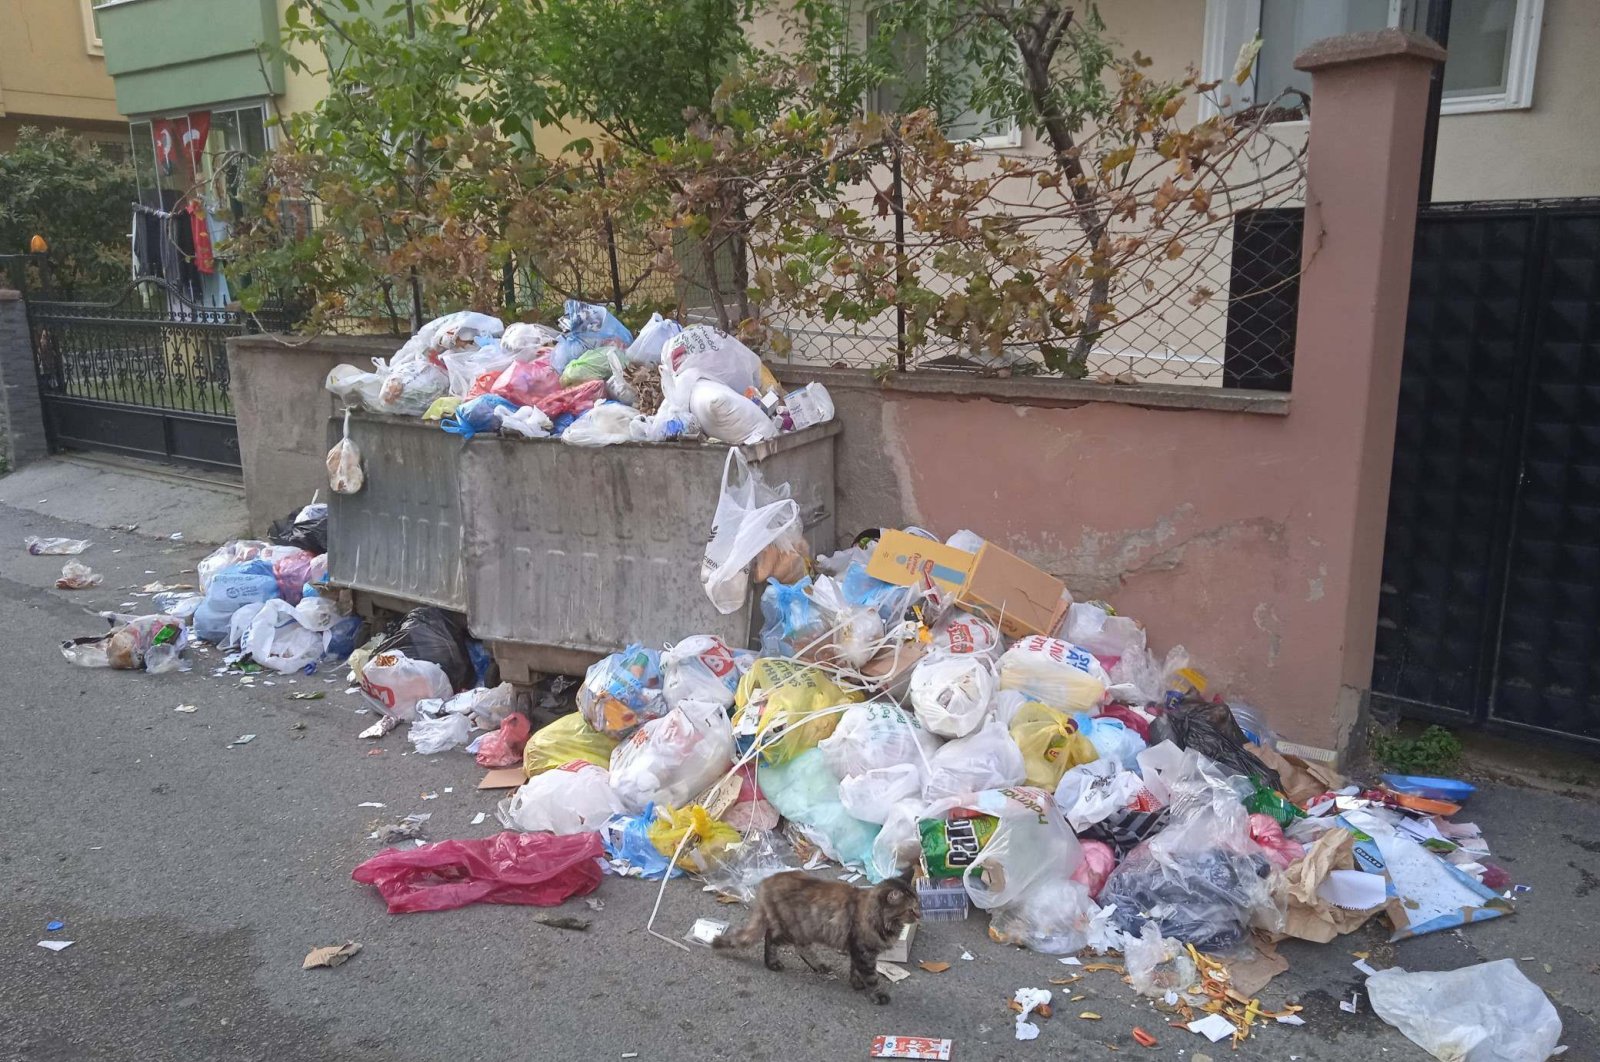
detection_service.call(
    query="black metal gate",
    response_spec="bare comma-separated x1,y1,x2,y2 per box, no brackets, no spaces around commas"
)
28,279,251,471
1373,198,1600,747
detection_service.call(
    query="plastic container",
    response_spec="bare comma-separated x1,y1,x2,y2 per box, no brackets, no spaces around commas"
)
917,876,970,923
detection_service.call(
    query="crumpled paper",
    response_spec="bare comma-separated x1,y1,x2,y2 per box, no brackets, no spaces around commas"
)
1275,828,1384,943
302,941,361,969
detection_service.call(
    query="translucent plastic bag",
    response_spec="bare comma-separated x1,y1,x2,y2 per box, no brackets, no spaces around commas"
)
909,651,996,738
552,299,633,370
1125,922,1201,1000
661,634,743,710
500,321,560,357
327,411,364,494
922,718,1026,801
757,748,881,876
576,644,666,738
1077,713,1146,771
409,711,471,754
272,548,316,606
496,404,553,438
659,325,764,408
496,760,624,835
351,830,601,914
442,342,515,398
359,650,454,721
1054,759,1158,832
563,401,642,447
780,381,834,431
244,598,324,674
440,394,519,439
524,713,618,777
60,613,187,671
426,311,503,354
929,612,1004,662
486,357,560,406
197,540,268,593
534,380,605,420
690,379,776,445
626,312,682,364
961,786,1082,910
1008,702,1100,790
326,363,384,409
377,358,448,415
1064,602,1146,664
1366,960,1562,1062
818,702,942,781
474,712,531,768
988,877,1099,954
998,636,1109,712
701,448,802,615
839,763,923,824
558,346,616,387
732,658,859,766
608,700,735,813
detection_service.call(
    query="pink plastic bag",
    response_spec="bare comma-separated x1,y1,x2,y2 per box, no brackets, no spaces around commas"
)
351,830,603,914
485,357,560,406
475,713,532,768
534,380,605,419
272,548,316,606
1070,839,1117,899
1248,813,1304,870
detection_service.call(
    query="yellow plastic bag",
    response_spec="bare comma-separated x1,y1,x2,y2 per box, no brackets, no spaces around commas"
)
422,395,462,422
733,658,862,766
1009,701,1099,790
647,804,741,873
523,712,618,778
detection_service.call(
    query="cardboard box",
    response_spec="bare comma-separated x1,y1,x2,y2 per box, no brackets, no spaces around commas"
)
958,543,1066,639
866,530,976,595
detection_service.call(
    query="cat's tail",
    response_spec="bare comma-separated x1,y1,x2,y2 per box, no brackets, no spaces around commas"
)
711,914,765,950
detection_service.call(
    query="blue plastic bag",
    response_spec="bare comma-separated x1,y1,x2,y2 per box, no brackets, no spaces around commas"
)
194,559,280,642
759,577,827,657
840,563,915,623
323,614,365,661
601,806,683,880
1074,713,1146,772
440,394,518,439
552,299,633,371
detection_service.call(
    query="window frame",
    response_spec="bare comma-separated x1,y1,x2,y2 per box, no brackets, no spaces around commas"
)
864,10,1024,151
1201,0,1545,117
81,0,104,56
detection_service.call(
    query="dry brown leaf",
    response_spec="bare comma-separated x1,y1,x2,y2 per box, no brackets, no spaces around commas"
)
302,941,361,969
918,961,951,974
1079,1011,1102,1020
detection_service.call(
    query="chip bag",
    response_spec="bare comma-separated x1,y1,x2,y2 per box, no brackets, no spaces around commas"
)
1009,701,1100,790
919,811,1000,878
524,712,619,778
732,658,861,765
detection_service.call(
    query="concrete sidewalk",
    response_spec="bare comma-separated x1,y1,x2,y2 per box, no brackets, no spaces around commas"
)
0,455,248,545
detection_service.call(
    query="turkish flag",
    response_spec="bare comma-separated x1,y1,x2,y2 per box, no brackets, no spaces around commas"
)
181,111,210,171
153,119,180,176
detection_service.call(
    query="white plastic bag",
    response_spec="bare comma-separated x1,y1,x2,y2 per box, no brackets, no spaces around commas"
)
961,786,1082,910
608,700,734,813
427,310,503,354
1366,960,1562,1062
1065,602,1145,663
1125,922,1201,1000
988,877,1099,955
325,364,384,409
817,702,942,780
377,358,448,415
945,529,986,553
497,760,625,835
782,382,834,430
1055,759,1157,832
909,651,996,738
408,711,471,754
441,341,515,398
659,325,764,409
626,312,682,364
359,650,453,721
690,379,777,445
998,636,1109,713
563,401,642,447
700,448,802,615
327,410,364,494
921,717,1026,801
929,612,1004,663
496,404,553,438
245,599,324,674
661,635,743,709
501,321,560,357
838,763,923,824
224,599,268,651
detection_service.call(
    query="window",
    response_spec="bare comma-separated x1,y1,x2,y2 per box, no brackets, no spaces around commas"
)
1203,0,1545,116
869,14,1022,149
81,0,103,56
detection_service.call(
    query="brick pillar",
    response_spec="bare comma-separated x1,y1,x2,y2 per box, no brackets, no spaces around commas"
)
0,289,49,470
1289,30,1446,751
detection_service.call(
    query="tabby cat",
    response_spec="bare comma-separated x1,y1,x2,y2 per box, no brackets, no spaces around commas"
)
712,871,921,1004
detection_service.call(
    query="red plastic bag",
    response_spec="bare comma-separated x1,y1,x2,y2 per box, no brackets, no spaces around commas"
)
272,548,317,606
1070,838,1117,898
1248,813,1304,870
351,830,603,914
534,380,605,419
1096,703,1154,742
475,712,532,768
485,357,560,405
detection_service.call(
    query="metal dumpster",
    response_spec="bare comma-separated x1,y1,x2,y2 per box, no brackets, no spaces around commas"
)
460,423,839,681
326,412,469,613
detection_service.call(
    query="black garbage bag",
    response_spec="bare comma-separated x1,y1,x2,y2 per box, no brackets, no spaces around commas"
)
1100,845,1275,953
1148,697,1282,790
268,504,328,555
376,607,476,692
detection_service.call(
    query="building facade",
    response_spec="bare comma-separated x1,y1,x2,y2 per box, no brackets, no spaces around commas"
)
0,0,123,150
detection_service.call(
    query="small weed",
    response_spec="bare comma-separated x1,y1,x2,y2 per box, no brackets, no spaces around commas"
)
1370,724,1463,774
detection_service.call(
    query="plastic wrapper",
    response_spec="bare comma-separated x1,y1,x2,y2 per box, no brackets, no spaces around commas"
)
987,877,1099,955
61,613,187,671
732,658,859,766
625,312,682,365
1125,922,1201,1000
921,718,1026,801
759,748,881,875
577,644,666,738
441,394,519,439
351,830,602,914
1096,702,1154,741
959,786,1082,910
359,651,454,721
497,760,624,834
909,651,996,739
1148,697,1282,790
524,712,618,777
552,299,632,370
1008,702,1099,790
475,712,532,768
153,590,202,619
661,634,743,710
818,702,942,781
998,636,1108,713
1071,839,1117,898
690,379,777,445
55,561,101,589
696,830,798,902
1366,959,1562,1062
839,763,924,824
702,449,803,615
409,711,471,754
327,410,364,494
608,700,734,813
562,401,642,447
485,357,560,406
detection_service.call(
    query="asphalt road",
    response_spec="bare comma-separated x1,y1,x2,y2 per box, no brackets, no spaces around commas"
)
0,501,1596,1062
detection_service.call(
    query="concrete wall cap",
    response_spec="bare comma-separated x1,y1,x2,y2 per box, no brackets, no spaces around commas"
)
1294,28,1447,73
0,289,22,302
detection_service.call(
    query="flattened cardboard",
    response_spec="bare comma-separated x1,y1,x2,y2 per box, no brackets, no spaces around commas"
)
478,767,526,790
957,543,1066,639
867,531,975,595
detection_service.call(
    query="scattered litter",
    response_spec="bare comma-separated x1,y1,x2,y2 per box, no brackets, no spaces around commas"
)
1059,956,1081,965
420,791,438,801
36,940,74,952
45,921,65,932
301,941,361,969
918,961,951,974
173,704,198,714
960,950,975,961
228,734,256,748
1352,958,1379,977
444,787,453,794
471,812,487,825
1367,960,1562,1062
1011,988,1052,1041
477,767,524,790
1131,1027,1157,1048
357,802,386,809
110,523,138,533
1077,1012,1100,1021
370,813,431,844
26,537,90,555
533,915,591,932
876,962,912,984
870,1035,952,1060
685,918,728,946
1187,1014,1236,1043
289,692,325,701
55,562,102,589
358,717,399,740
584,897,605,911
169,532,184,541
1276,1014,1306,1026
1339,993,1360,1014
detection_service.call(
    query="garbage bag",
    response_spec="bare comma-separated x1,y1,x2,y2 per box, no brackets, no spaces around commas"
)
374,607,475,692
690,379,777,445
409,711,471,754
998,636,1108,713
193,558,280,643
929,612,1004,663
441,394,519,439
326,363,385,409
601,807,683,879
197,540,268,593
988,877,1099,955
1125,922,1201,1000
608,700,734,813
534,380,605,420
475,712,532,768
758,748,881,876
839,763,924,824
805,574,889,667
1367,960,1562,1062
758,577,827,658
661,634,744,710
425,310,503,354
244,598,326,674
524,713,618,777
626,312,681,365
497,760,624,835
696,829,798,902
659,325,764,409
500,321,560,357
484,357,560,406
377,358,448,415
1054,758,1161,833
562,401,642,447
351,830,602,914
558,346,616,387
552,299,632,371
441,341,515,398
909,651,997,739
646,804,741,873
960,786,1083,911
577,644,667,739
780,381,835,431
922,718,1026,801
1064,602,1145,665
268,502,328,555
1076,713,1146,772
817,702,942,781
732,658,860,766
495,404,554,438
1148,697,1283,790
702,448,803,615
1071,839,1117,898
61,614,187,671
1008,702,1099,790
327,410,364,494
359,650,454,721
271,548,317,606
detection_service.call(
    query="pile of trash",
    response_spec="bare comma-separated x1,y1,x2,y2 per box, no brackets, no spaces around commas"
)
323,303,834,450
